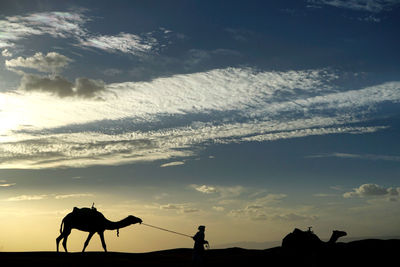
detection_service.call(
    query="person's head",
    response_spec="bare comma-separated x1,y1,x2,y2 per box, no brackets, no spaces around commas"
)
198,225,206,232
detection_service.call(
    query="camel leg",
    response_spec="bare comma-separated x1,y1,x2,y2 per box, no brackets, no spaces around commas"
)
56,233,64,252
82,232,95,252
98,231,107,252
62,228,71,253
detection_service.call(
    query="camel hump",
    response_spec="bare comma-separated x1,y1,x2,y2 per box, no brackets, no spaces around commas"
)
72,206,102,217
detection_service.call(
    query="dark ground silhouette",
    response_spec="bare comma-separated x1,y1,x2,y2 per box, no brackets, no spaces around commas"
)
1,239,399,267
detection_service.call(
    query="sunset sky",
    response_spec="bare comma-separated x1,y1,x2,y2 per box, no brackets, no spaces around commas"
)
0,0,400,252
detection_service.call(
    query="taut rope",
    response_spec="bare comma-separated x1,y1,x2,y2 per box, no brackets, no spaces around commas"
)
141,223,193,238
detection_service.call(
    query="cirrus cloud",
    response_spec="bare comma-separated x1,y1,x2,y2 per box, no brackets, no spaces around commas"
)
79,32,158,55
308,0,400,12
5,194,48,201
0,67,399,169
54,193,94,199
0,11,167,57
160,161,185,168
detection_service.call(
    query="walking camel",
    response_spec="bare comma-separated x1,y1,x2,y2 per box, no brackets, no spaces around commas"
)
56,207,142,252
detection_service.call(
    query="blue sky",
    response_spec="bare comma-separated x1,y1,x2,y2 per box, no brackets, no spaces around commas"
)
0,0,400,252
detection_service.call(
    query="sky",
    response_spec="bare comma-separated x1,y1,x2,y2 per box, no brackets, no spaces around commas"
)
0,0,400,252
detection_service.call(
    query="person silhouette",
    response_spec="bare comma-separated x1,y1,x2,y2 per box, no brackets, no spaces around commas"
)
192,225,209,265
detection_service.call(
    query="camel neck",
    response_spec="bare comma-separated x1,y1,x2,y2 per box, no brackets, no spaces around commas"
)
328,234,338,244
105,217,132,230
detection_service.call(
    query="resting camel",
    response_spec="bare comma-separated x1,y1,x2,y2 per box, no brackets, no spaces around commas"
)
282,227,347,250
56,207,142,252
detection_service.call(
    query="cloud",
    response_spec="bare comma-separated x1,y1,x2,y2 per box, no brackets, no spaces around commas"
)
308,152,400,162
313,193,336,197
74,77,106,98
79,32,157,55
343,184,400,200
227,192,319,222
190,184,246,199
1,67,399,168
307,0,400,12
160,161,185,168
0,182,16,187
159,203,200,213
1,49,12,57
5,52,72,73
0,11,88,48
212,206,225,211
182,207,200,213
241,126,386,143
154,193,169,200
5,51,105,99
271,213,319,222
0,11,166,56
19,74,74,97
229,208,317,222
252,194,288,205
160,204,181,210
18,73,105,98
5,194,47,201
191,184,218,194
54,193,94,199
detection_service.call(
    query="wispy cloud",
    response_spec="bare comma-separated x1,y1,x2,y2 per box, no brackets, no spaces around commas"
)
241,126,386,142
0,182,16,187
5,194,48,201
79,33,157,55
313,193,337,197
159,203,200,214
4,193,94,201
190,184,246,200
308,0,400,12
160,161,185,168
308,152,400,162
0,11,167,56
54,193,94,199
228,193,318,222
0,67,399,168
191,184,218,194
212,206,225,211
0,11,88,48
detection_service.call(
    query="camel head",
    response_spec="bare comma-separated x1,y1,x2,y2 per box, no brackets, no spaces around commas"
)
127,215,142,225
333,230,347,239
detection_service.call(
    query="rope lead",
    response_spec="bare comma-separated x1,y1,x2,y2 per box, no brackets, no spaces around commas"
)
141,223,192,238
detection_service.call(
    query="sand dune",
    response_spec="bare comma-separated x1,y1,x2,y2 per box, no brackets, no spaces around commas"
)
1,239,399,267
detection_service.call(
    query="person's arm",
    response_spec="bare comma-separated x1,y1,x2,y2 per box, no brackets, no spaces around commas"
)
193,232,199,241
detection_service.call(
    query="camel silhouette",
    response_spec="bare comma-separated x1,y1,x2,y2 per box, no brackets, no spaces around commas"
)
56,207,142,252
282,227,347,250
